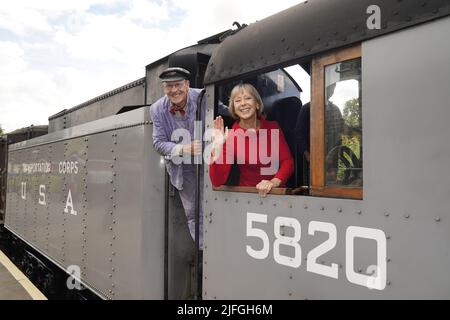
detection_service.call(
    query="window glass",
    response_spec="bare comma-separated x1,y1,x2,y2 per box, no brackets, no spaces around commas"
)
324,58,362,187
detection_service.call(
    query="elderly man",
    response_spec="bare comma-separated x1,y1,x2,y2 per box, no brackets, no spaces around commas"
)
150,67,204,249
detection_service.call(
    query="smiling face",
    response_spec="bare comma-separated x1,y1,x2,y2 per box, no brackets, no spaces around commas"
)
232,89,259,121
229,83,264,121
163,80,189,106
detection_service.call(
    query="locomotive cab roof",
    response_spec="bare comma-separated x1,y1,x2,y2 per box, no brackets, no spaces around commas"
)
204,0,450,85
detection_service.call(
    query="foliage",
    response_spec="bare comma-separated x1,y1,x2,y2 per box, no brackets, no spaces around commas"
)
343,98,360,128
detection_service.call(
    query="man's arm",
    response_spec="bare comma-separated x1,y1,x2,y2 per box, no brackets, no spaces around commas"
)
150,106,177,157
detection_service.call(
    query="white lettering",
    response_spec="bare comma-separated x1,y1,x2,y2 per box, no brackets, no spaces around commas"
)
59,161,79,175
64,189,77,216
21,182,26,199
21,162,51,174
39,185,46,205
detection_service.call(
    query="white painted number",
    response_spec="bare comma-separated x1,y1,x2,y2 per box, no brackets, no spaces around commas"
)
346,226,387,290
273,217,301,268
307,221,338,279
246,212,269,259
245,213,387,290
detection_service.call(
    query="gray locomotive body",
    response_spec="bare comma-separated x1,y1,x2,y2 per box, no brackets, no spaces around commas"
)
2,0,450,299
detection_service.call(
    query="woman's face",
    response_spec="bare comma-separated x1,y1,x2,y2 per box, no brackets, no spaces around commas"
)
233,90,259,121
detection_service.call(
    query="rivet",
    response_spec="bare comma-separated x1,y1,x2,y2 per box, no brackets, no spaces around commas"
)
404,214,410,219
289,275,293,279
387,281,391,286
435,217,441,222
386,235,391,240
273,203,277,207
387,258,391,263
384,212,390,217
304,204,308,209
358,268,362,273
260,201,263,205
209,212,213,216
320,206,325,211
248,200,251,204
209,219,212,223
338,208,342,213
357,210,362,215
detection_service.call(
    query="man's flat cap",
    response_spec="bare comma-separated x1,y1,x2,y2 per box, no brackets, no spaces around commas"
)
159,67,191,82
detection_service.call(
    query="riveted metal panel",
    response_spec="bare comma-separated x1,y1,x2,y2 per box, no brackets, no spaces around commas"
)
63,138,86,271
5,150,21,232
47,141,65,265
362,16,450,298
205,0,450,85
112,124,158,299
6,108,169,299
35,145,52,252
84,132,115,296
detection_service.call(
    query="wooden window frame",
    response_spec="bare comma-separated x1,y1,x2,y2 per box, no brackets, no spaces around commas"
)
310,44,363,200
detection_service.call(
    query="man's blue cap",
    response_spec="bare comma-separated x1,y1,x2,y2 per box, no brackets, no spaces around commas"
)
159,67,191,82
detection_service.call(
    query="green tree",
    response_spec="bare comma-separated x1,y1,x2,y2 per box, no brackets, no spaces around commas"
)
343,98,360,128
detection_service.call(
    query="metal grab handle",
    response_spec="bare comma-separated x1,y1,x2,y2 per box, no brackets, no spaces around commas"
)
194,89,206,300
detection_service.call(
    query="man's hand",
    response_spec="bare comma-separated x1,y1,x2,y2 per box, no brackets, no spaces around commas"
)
182,140,202,156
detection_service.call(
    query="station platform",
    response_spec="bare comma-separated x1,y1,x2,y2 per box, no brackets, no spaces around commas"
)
0,250,46,300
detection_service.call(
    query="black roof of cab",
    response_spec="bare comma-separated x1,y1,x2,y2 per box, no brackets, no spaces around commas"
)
204,0,450,85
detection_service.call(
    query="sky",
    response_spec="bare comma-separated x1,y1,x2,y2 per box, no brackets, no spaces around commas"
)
0,0,305,133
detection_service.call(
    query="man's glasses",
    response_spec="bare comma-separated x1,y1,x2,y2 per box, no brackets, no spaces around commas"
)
163,81,186,91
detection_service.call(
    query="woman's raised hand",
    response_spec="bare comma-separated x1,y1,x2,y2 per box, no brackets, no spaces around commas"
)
212,116,228,147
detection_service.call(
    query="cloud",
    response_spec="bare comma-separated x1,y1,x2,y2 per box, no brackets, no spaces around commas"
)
0,0,305,132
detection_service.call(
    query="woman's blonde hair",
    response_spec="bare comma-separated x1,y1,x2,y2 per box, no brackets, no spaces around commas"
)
228,83,264,119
